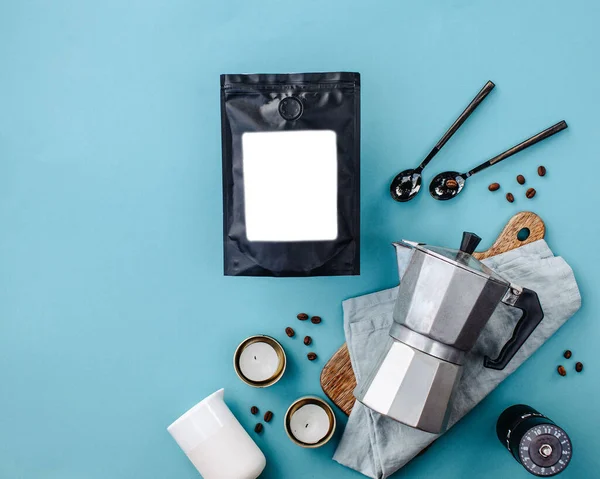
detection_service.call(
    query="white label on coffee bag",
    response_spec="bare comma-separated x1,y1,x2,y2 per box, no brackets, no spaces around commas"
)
242,130,338,242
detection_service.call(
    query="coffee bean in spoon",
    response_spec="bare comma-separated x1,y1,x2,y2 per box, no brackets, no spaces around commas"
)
445,179,458,190
429,171,465,200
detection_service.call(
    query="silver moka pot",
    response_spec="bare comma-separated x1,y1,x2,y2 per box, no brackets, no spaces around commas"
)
354,232,544,434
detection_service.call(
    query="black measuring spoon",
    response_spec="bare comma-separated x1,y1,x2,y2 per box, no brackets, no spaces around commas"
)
429,120,568,200
390,80,495,202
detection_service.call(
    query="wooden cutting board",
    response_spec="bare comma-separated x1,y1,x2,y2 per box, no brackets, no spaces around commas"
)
320,211,546,415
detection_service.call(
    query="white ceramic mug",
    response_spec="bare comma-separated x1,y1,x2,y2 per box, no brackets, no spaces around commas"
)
168,389,266,479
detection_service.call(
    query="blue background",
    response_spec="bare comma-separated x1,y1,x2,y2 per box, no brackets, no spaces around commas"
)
0,1,598,478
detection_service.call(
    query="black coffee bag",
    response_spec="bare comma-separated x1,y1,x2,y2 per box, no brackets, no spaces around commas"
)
221,72,360,276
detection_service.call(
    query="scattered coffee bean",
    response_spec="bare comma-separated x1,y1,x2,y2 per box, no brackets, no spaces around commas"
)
285,327,295,337
310,316,322,324
517,174,526,185
304,335,312,346
538,165,547,177
250,406,259,415
264,411,273,423
488,183,500,191
297,313,309,321
446,179,458,190
557,365,566,376
307,352,317,361
575,361,583,373
254,423,263,433
564,350,572,359
526,188,536,199
506,192,514,203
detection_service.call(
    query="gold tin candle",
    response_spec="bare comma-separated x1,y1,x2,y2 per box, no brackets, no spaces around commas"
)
234,335,286,387
284,396,336,448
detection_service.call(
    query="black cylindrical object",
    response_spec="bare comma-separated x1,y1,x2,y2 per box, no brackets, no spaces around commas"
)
497,405,572,476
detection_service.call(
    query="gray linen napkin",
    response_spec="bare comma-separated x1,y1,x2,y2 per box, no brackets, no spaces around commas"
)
333,240,581,479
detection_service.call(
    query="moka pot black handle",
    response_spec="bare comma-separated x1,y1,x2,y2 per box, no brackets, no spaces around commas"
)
484,287,544,370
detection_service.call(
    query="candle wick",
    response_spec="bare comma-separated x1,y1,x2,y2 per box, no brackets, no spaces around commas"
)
254,356,257,360
305,424,309,428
